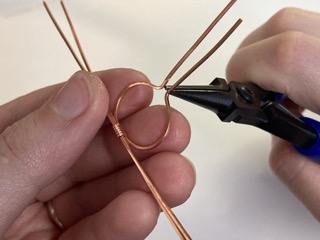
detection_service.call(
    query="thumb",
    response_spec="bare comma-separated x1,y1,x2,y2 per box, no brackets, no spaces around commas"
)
0,71,108,233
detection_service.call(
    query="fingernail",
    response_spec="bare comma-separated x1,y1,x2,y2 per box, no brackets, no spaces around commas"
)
51,71,92,120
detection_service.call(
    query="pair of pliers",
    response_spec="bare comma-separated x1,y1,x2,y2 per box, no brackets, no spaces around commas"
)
167,78,320,162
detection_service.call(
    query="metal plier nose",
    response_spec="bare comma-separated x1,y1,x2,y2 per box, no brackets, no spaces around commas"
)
167,77,320,161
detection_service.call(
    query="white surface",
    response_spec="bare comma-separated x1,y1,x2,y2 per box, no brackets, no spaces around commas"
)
1,0,320,239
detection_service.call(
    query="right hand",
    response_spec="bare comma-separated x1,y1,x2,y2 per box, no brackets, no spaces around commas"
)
226,8,320,220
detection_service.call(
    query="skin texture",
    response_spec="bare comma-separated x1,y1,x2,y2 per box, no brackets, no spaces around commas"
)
226,8,320,220
1,68,195,239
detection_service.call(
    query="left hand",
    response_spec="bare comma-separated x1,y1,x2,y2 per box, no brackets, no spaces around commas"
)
1,68,195,239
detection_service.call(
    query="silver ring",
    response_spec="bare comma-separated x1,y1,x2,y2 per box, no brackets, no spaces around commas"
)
45,201,64,231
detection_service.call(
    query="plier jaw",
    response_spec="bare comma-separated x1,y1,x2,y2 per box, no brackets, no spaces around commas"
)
167,78,318,149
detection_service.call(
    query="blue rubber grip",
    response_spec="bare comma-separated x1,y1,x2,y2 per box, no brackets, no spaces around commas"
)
294,117,320,162
275,93,285,102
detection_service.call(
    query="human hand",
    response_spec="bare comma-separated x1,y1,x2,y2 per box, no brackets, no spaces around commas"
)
226,8,320,220
1,69,195,239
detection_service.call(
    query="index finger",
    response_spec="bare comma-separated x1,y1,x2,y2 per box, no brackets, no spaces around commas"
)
226,18,320,113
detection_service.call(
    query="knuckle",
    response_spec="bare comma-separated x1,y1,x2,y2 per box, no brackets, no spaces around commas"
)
0,116,45,176
267,8,300,34
271,31,316,96
269,31,320,113
272,31,305,75
0,121,25,164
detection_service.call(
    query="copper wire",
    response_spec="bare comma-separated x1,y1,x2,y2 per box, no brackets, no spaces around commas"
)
107,112,191,240
167,18,243,92
161,0,238,88
43,0,242,238
43,1,86,71
43,1,191,239
60,0,92,72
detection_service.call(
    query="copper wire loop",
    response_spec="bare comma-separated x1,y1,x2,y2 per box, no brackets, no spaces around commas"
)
45,201,64,231
114,81,171,150
43,0,241,239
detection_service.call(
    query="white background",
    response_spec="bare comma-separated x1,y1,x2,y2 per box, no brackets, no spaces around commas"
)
1,0,320,239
